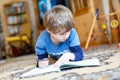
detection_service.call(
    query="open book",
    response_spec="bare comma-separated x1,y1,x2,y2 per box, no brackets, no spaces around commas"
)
20,58,101,78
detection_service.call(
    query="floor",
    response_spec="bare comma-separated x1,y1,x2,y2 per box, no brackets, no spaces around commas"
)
0,44,120,80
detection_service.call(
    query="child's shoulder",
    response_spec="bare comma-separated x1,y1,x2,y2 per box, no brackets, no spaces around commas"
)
69,28,78,39
40,30,48,35
38,30,49,38
70,28,77,34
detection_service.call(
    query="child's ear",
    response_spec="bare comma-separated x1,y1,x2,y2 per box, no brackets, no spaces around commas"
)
46,29,50,33
46,29,53,34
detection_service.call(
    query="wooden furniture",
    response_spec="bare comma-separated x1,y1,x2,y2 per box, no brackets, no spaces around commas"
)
70,0,120,48
1,1,34,57
70,0,89,17
2,1,32,41
70,0,99,48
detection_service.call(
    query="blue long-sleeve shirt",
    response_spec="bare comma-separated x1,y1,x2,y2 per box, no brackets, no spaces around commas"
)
35,28,84,61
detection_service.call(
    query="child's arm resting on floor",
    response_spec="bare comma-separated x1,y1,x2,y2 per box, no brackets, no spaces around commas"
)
70,45,84,61
37,54,49,68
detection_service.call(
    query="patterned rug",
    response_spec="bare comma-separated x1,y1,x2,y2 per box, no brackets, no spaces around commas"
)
0,44,120,80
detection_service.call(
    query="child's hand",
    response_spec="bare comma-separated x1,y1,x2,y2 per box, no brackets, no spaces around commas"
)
38,58,49,68
53,52,75,68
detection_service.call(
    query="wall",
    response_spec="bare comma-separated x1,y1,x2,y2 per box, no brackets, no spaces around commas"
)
27,0,37,44
32,0,45,37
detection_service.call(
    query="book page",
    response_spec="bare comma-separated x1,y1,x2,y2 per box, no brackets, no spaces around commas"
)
60,58,101,69
20,66,60,78
20,58,101,78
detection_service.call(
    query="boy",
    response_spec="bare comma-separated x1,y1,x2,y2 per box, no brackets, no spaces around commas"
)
35,5,84,68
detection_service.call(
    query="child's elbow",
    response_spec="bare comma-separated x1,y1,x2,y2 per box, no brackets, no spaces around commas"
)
78,52,84,61
80,52,84,60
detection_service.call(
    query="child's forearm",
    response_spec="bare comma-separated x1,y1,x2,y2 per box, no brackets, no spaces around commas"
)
53,53,75,67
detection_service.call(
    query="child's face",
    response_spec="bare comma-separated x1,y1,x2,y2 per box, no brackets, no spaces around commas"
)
48,30,71,42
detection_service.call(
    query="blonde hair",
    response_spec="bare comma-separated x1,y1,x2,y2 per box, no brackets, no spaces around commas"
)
43,5,75,34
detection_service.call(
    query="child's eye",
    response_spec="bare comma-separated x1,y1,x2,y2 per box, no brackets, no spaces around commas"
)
59,32,66,35
60,33,65,35
60,32,67,35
